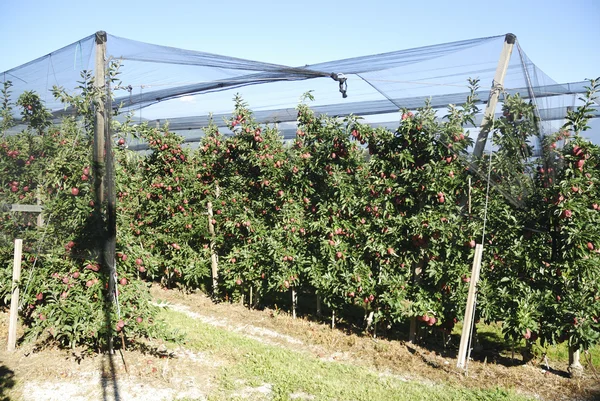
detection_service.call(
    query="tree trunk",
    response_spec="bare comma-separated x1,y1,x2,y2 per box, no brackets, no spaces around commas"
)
291,288,297,319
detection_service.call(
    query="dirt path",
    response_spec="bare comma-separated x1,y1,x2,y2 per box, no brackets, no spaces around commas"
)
0,314,215,401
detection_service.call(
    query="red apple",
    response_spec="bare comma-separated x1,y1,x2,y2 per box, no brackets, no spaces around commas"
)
71,187,79,196
119,277,127,286
588,242,594,250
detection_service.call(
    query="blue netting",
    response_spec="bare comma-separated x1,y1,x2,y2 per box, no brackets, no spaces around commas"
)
1,31,597,148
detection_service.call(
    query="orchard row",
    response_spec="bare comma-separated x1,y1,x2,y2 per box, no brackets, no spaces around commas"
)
1,78,599,353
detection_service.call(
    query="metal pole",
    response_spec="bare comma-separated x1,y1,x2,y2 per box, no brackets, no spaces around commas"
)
472,33,516,159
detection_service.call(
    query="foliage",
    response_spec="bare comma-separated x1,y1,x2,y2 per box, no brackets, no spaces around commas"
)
0,69,171,350
2,72,599,355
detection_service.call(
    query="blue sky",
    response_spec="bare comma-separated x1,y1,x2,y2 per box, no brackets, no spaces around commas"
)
0,0,598,84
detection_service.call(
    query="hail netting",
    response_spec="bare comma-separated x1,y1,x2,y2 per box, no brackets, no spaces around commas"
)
1,33,597,204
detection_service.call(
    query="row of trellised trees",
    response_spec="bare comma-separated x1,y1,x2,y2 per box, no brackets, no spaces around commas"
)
0,77,599,371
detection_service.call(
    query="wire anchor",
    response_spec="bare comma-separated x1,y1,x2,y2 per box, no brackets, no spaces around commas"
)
330,73,348,98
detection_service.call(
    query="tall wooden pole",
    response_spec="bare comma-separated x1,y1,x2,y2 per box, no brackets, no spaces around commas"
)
457,244,484,369
105,58,117,316
7,239,23,352
94,31,115,354
472,33,516,159
94,31,107,205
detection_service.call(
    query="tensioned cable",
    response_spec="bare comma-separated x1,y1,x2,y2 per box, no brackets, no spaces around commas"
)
19,121,86,309
356,73,403,110
517,42,543,137
464,121,495,373
20,213,55,310
108,77,471,89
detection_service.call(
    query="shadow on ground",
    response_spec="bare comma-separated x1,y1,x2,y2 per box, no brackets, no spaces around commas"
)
0,364,15,401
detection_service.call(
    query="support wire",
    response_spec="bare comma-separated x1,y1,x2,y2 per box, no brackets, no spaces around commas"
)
465,120,495,373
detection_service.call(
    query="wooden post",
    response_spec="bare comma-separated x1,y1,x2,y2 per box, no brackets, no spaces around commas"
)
331,311,335,330
291,288,297,319
94,31,107,205
457,243,484,369
472,33,516,159
249,286,253,309
207,201,218,295
36,187,43,227
7,239,23,352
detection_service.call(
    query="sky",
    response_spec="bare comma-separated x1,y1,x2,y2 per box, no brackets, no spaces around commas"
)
0,0,598,138
0,0,598,83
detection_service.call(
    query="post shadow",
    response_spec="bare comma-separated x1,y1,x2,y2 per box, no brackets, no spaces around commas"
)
0,364,15,401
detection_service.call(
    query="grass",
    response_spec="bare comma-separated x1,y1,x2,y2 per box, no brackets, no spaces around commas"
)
160,308,533,401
